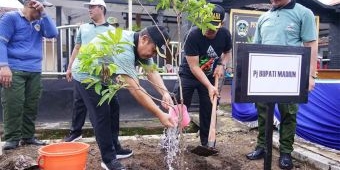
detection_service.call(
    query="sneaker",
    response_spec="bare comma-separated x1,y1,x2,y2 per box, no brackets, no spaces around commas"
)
101,160,125,170
116,148,133,159
64,133,82,142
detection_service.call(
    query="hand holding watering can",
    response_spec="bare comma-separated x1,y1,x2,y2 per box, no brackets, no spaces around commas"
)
169,104,190,127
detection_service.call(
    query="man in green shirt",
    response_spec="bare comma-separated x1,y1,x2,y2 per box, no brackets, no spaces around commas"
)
245,0,318,169
74,25,175,170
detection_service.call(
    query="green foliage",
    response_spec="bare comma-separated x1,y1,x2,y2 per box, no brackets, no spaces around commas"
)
138,61,159,74
132,24,142,32
78,28,133,105
156,0,217,33
77,0,218,106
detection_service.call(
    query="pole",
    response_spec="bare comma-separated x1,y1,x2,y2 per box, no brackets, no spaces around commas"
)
56,6,62,79
128,0,132,31
264,103,275,170
0,136,2,155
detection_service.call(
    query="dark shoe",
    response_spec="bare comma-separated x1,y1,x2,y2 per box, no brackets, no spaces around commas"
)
21,138,46,146
246,147,265,160
279,152,293,169
64,133,82,142
101,160,126,170
3,140,19,150
116,148,133,159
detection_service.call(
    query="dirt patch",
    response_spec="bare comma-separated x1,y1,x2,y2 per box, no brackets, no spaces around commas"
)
1,130,316,170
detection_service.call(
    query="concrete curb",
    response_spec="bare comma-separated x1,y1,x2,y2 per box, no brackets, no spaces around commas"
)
272,133,340,170
0,133,197,153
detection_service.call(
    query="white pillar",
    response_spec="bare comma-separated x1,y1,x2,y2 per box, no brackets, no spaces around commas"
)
0,137,2,155
128,0,132,31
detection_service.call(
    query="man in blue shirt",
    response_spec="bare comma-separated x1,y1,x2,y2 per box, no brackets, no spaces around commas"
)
245,0,318,169
0,0,58,150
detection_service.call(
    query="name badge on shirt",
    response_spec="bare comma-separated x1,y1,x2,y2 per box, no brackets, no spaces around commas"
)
34,24,41,32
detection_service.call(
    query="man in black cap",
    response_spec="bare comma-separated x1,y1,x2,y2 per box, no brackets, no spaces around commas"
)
174,4,233,150
73,25,175,170
0,0,57,150
64,0,134,162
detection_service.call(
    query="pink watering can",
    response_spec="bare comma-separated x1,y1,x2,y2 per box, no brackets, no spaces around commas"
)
169,104,190,127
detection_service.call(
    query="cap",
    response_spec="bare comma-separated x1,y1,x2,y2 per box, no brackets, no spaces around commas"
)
146,25,170,56
84,0,107,8
23,0,53,7
107,17,118,25
211,4,225,28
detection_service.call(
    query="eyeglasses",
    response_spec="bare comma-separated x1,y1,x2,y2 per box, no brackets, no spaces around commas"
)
88,5,100,9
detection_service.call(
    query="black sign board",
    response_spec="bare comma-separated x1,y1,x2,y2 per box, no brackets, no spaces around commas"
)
232,43,311,103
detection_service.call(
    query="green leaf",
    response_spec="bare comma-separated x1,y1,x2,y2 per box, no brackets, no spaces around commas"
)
95,65,102,76
98,93,111,106
107,91,117,103
118,41,134,46
108,30,116,43
95,83,102,95
108,64,118,75
86,79,99,89
101,89,110,95
98,33,113,44
82,78,94,84
114,28,123,43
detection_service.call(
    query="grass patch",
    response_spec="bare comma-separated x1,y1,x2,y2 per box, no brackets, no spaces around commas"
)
24,122,200,140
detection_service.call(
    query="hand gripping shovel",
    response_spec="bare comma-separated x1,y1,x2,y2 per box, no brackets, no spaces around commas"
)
191,76,220,156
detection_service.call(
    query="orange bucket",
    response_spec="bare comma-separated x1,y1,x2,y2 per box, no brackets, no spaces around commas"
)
37,142,90,170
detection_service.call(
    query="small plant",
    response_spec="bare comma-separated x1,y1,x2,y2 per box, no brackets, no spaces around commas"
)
156,0,217,34
78,1,222,169
78,28,133,105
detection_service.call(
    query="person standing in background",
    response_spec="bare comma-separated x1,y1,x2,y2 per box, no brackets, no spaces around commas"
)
0,0,58,150
107,16,119,28
245,0,318,169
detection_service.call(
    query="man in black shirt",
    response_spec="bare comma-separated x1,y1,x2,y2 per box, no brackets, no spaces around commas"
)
174,4,232,148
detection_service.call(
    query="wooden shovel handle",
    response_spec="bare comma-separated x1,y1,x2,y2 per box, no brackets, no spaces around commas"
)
207,76,219,147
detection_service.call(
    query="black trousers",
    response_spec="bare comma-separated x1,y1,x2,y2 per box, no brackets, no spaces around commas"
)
70,80,87,135
174,76,214,146
75,81,120,163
